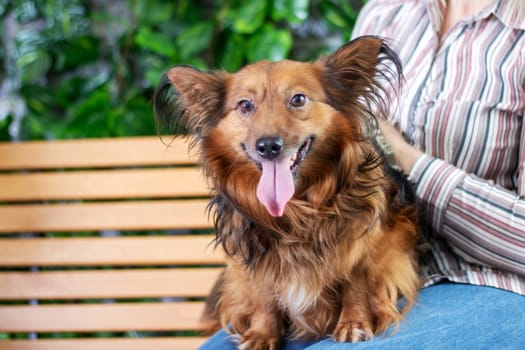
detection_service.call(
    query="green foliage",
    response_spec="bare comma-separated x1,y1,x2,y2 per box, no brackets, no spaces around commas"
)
0,0,366,141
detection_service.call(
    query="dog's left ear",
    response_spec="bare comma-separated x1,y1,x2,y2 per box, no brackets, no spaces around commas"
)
154,65,229,137
317,35,402,120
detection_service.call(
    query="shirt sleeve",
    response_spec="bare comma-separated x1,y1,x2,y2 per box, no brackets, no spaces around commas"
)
409,148,525,276
351,0,388,38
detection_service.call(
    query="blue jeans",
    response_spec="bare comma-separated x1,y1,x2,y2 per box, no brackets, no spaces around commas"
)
198,283,525,349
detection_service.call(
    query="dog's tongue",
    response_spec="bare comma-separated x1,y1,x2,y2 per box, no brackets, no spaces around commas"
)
256,157,295,217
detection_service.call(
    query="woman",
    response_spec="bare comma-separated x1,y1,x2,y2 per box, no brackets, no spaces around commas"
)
200,1,525,348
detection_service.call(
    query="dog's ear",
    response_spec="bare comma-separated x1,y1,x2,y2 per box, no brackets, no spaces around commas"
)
317,35,402,124
154,65,229,137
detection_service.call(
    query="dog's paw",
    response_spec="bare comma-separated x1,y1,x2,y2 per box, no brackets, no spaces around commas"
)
332,321,374,343
236,330,279,350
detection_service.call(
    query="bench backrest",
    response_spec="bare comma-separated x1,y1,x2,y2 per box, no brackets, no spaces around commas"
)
0,136,223,350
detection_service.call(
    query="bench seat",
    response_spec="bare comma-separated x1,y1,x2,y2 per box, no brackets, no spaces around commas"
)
0,136,223,350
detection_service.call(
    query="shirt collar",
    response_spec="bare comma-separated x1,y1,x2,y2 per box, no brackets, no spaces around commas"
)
425,0,445,34
493,0,525,30
425,0,525,32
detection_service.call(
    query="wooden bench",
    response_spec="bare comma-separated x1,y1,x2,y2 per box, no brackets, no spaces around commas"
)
0,136,224,350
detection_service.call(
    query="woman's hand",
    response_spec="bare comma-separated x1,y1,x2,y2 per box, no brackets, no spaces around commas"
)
377,119,423,175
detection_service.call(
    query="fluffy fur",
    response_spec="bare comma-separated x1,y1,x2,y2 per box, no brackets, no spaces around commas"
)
154,36,420,349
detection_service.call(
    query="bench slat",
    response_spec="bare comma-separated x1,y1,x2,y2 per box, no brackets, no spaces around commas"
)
0,137,195,170
0,168,208,201
0,338,208,350
0,235,222,266
0,200,211,233
0,137,217,346
0,268,222,299
0,302,205,332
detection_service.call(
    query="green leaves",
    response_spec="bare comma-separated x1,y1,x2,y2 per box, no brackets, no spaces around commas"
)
217,33,245,72
319,0,360,35
129,0,175,26
134,27,176,57
1,0,366,141
217,0,308,67
232,1,268,34
176,22,214,61
247,24,293,62
272,0,309,23
15,29,52,84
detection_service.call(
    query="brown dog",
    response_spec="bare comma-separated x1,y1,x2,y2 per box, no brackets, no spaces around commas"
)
154,36,420,349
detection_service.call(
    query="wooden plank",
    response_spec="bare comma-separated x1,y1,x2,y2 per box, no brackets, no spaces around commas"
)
0,302,206,332
0,268,223,299
0,199,212,233
0,137,197,170
0,168,209,201
0,235,223,266
0,337,208,350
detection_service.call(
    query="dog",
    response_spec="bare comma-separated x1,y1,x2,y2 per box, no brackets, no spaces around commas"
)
154,35,420,349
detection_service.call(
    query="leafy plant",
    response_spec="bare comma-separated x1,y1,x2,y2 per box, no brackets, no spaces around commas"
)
0,0,366,141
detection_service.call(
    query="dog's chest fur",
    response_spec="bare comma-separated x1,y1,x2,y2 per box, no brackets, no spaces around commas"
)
216,192,371,334
253,236,351,338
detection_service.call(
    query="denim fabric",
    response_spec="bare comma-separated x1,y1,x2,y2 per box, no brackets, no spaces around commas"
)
198,283,525,350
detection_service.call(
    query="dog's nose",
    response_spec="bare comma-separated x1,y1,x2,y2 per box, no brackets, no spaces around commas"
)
256,136,284,160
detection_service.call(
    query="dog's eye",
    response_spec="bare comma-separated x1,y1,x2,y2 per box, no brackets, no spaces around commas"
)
238,100,254,115
290,94,307,108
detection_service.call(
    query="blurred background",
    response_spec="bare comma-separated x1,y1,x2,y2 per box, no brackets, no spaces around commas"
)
0,0,366,142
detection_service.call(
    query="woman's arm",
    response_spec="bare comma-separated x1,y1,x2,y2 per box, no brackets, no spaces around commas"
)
377,119,422,174
379,119,525,277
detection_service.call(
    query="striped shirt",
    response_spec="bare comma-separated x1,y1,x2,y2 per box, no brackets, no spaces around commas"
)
353,0,525,295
